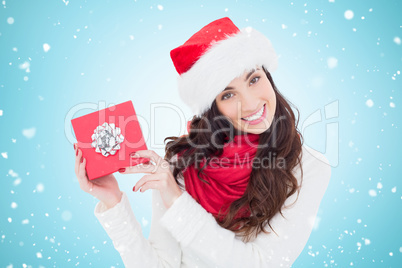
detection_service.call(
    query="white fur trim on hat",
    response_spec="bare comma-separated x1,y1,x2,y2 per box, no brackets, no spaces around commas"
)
177,27,278,117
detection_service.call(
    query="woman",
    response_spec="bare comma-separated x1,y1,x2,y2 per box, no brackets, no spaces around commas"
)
74,17,331,267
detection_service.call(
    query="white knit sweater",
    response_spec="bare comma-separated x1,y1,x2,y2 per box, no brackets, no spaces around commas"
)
94,145,332,267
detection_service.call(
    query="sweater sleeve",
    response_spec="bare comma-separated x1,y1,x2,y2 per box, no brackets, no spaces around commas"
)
94,189,181,267
159,146,332,268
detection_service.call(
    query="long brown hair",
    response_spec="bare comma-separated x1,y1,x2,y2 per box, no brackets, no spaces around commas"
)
164,66,304,242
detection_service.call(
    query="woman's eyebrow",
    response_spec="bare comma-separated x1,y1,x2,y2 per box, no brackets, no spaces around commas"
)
223,69,257,91
245,68,256,81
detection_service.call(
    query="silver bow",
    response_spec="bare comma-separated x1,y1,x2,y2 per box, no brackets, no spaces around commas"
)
91,122,124,157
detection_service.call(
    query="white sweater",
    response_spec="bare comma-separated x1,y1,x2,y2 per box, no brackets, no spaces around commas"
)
94,145,332,267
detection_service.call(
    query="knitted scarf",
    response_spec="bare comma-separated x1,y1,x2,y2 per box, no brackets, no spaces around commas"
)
179,123,260,222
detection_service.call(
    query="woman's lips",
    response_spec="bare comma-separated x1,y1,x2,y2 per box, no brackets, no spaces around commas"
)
241,104,265,120
241,104,267,125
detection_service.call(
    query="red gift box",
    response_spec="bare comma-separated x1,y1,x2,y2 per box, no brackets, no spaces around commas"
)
71,100,150,180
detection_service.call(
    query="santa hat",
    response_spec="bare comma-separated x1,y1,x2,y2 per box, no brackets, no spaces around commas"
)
170,17,278,117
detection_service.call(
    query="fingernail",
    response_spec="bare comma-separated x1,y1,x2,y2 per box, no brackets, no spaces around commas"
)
132,186,136,191
73,144,76,150
118,168,125,173
76,149,78,156
130,152,138,158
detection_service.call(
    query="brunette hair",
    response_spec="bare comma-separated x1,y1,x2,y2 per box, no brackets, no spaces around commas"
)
164,66,304,242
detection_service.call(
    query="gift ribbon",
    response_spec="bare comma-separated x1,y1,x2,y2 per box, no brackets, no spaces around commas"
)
91,122,124,157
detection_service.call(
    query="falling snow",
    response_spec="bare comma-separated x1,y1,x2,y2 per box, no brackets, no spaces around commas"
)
8,169,18,177
142,216,149,227
7,16,14,24
22,127,36,139
19,61,30,72
344,10,354,20
366,99,374,107
43,43,51,52
1,2,400,267
327,57,338,69
13,178,21,186
36,183,45,192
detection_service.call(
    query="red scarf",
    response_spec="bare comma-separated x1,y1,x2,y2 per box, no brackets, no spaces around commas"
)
179,122,260,222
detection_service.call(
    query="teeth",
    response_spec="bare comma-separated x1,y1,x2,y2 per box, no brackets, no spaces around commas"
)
243,105,264,121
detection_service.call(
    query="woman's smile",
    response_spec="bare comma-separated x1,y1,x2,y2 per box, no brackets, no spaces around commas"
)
241,103,266,125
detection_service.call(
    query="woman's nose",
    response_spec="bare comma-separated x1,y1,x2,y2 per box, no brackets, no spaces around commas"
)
240,94,259,115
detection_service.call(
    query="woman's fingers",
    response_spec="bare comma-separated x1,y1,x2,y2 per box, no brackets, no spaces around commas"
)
131,150,170,172
75,147,82,175
133,174,160,192
78,157,86,178
133,172,182,209
137,181,157,192
74,144,78,174
131,150,163,165
77,157,86,183
119,150,169,175
73,144,93,193
120,162,158,174
78,157,94,193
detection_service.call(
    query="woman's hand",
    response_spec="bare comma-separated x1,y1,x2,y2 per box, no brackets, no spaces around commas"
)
74,143,123,209
118,150,183,209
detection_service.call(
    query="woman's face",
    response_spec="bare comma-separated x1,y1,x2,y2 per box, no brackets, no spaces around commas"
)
215,67,276,135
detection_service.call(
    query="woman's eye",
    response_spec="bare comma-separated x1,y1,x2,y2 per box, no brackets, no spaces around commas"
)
250,76,260,85
221,92,233,100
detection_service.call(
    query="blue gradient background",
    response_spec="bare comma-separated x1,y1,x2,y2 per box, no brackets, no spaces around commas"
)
1,0,401,267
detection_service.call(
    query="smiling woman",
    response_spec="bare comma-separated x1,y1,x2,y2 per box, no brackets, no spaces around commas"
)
74,17,332,267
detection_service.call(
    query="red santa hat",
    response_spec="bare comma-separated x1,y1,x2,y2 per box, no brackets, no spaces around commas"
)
170,17,278,117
